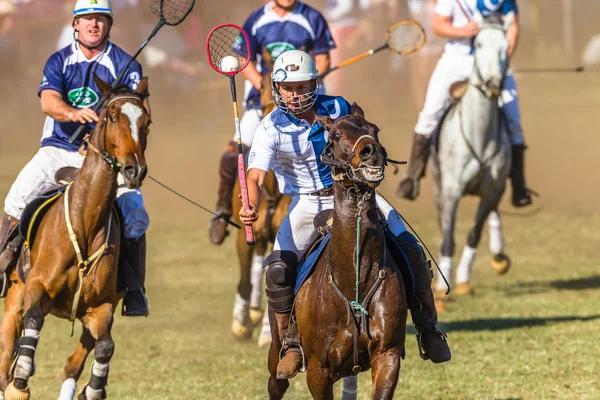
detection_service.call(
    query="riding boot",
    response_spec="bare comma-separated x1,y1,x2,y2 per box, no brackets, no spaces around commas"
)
510,144,533,207
396,133,430,200
410,261,451,363
0,214,21,297
208,144,240,245
122,234,149,317
395,231,451,363
274,312,303,379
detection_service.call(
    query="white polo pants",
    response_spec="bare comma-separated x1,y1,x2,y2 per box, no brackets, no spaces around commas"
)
4,146,149,239
415,53,524,145
273,192,407,258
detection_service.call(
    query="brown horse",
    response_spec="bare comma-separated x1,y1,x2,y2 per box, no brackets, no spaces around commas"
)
230,51,290,346
0,75,150,400
267,108,408,399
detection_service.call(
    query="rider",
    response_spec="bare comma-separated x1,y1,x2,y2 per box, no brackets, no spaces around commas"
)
208,0,336,245
240,50,451,379
396,0,533,207
0,0,150,316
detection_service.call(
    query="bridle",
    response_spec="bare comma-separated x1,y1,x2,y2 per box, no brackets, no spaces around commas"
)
471,24,509,98
85,90,149,173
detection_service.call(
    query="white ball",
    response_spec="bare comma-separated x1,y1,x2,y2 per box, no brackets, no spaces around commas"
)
220,55,240,72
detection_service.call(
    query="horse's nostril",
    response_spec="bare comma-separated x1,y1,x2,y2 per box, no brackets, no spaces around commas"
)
360,144,375,161
124,164,137,181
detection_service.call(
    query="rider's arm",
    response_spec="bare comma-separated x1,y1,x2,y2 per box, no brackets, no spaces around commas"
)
40,90,97,124
241,61,263,91
506,13,519,57
432,13,479,39
314,53,331,76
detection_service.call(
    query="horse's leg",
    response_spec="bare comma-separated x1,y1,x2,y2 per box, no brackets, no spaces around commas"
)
4,279,53,400
58,327,95,400
266,308,288,399
455,193,502,295
435,192,460,294
77,303,114,400
232,229,253,339
371,349,402,400
249,243,266,327
341,376,358,400
487,210,511,275
258,299,272,348
0,272,24,393
305,363,333,400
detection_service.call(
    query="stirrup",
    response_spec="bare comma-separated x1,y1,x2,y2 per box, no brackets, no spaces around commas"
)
278,341,307,375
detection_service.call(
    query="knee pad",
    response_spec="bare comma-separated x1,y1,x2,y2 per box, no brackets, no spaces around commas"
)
264,251,298,313
95,339,115,363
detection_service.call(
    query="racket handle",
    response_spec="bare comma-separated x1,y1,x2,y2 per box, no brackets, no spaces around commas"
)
238,154,255,245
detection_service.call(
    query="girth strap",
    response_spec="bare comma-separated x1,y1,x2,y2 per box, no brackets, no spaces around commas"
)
64,184,112,325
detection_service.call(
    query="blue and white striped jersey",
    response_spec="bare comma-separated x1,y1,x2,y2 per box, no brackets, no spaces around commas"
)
241,2,335,110
248,95,351,195
38,42,144,151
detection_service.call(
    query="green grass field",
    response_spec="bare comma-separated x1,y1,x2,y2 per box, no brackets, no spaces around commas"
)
3,209,597,400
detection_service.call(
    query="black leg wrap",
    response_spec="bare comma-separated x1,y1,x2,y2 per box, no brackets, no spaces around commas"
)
94,340,114,364
24,306,44,331
88,373,108,391
264,251,298,314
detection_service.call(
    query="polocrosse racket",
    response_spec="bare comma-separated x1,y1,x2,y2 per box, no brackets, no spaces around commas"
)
319,19,426,79
206,24,255,245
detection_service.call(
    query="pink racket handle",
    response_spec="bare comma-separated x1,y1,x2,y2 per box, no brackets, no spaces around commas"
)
238,154,255,245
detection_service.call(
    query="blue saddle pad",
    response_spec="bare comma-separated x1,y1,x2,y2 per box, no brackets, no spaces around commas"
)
294,228,416,302
295,233,331,294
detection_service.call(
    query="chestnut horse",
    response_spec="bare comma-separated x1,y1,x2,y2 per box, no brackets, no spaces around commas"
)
0,75,150,400
230,52,291,346
267,109,408,399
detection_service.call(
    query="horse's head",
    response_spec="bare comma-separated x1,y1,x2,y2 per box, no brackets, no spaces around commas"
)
319,103,387,189
92,74,151,189
471,11,515,98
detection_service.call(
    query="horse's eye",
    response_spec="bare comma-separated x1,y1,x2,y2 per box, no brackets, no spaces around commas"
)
109,115,116,123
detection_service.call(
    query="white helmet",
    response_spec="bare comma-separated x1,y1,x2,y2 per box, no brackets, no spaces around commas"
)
271,49,319,115
74,0,113,18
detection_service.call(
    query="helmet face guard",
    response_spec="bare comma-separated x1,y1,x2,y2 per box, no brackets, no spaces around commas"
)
271,79,319,115
270,49,319,115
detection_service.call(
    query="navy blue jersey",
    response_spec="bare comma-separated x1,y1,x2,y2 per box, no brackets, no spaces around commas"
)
241,2,335,110
38,42,144,151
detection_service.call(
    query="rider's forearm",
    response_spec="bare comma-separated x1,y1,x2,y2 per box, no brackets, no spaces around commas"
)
241,61,263,91
40,90,76,123
432,15,465,39
314,53,331,76
506,17,519,58
247,168,266,211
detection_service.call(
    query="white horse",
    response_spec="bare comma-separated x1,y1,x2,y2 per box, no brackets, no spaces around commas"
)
432,12,515,298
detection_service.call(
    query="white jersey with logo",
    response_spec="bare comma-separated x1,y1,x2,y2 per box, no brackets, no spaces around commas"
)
248,95,351,196
435,0,518,55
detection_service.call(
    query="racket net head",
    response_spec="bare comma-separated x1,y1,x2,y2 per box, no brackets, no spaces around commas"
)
206,24,250,76
386,20,427,55
150,0,195,26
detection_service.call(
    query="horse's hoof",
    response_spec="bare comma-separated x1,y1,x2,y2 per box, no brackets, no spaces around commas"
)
231,319,252,339
490,253,511,275
249,308,264,327
454,283,474,296
3,382,30,400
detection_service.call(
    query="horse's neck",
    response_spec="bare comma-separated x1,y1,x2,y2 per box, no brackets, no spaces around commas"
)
330,185,384,291
461,78,501,155
69,151,118,245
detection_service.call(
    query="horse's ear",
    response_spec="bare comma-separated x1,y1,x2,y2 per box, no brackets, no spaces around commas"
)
503,11,515,31
93,73,111,98
136,77,149,97
316,115,335,132
351,102,365,118
473,10,485,27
